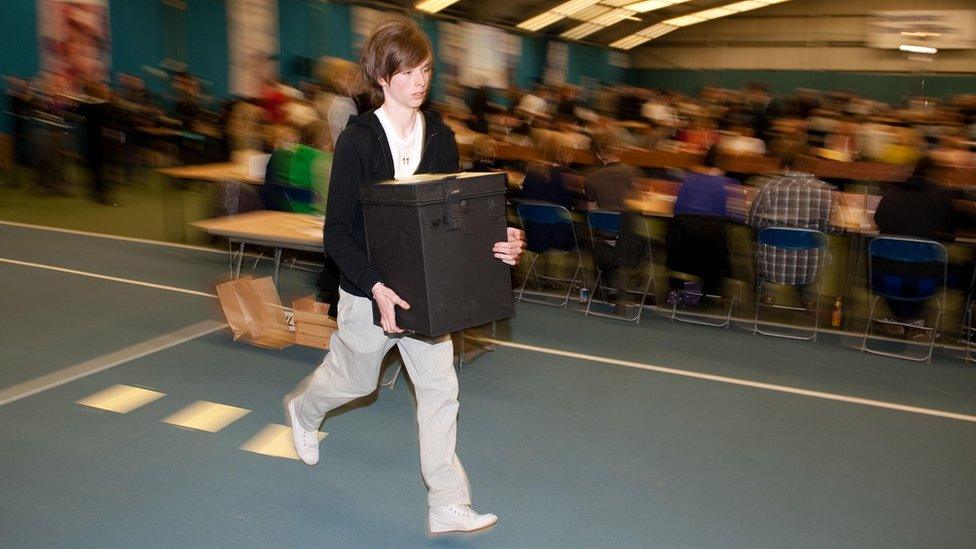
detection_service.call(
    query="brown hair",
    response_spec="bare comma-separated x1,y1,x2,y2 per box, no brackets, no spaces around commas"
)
300,121,329,151
358,16,433,108
592,132,620,161
778,140,809,171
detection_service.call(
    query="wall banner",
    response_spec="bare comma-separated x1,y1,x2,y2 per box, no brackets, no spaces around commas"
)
867,11,976,50
37,0,111,91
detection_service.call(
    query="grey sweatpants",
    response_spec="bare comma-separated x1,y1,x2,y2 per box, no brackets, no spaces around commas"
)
294,288,472,507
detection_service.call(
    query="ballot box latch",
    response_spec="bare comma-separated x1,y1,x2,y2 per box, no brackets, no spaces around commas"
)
441,176,464,230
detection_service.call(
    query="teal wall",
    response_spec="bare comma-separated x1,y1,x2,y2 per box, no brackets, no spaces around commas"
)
414,15,442,100
186,0,229,100
0,0,39,132
279,0,353,85
567,43,608,85
110,0,164,87
630,69,976,103
518,36,547,89
110,0,227,101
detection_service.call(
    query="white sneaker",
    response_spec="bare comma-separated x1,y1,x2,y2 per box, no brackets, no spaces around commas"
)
285,395,319,466
428,504,498,534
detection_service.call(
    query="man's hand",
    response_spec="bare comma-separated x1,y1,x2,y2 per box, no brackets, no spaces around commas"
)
493,227,525,266
372,282,410,334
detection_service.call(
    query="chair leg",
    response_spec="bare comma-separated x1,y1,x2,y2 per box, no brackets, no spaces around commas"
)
517,252,539,303
967,303,972,363
812,288,822,342
584,270,600,316
456,330,465,370
926,309,944,364
559,263,582,308
860,296,879,352
753,287,761,336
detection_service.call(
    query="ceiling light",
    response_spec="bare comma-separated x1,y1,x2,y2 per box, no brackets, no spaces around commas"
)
663,0,790,27
899,44,937,54
627,0,692,13
561,23,605,39
517,11,565,31
591,8,634,26
574,5,613,21
517,0,601,31
415,0,460,14
610,35,652,49
610,22,678,49
554,0,603,16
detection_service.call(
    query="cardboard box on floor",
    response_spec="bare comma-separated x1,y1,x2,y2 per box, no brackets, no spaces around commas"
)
216,276,294,349
292,296,337,349
216,276,337,350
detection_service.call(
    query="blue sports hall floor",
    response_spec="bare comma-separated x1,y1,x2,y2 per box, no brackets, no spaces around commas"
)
1,220,975,548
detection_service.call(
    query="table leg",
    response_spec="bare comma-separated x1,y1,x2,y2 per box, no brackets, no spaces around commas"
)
457,320,498,367
231,240,245,279
273,247,283,287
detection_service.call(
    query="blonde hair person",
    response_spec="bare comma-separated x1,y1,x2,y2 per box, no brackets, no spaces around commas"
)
283,16,524,535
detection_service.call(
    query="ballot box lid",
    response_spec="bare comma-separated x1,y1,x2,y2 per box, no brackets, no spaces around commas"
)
360,172,506,206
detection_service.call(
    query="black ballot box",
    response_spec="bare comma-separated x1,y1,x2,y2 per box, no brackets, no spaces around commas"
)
360,172,514,337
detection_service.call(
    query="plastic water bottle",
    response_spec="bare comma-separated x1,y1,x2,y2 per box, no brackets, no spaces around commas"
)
579,287,590,304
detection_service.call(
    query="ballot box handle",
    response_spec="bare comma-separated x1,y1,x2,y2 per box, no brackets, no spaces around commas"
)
441,176,463,230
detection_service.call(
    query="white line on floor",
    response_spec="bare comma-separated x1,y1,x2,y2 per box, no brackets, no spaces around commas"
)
0,257,218,299
4,252,968,422
0,220,323,268
467,336,976,424
0,219,221,253
0,320,227,406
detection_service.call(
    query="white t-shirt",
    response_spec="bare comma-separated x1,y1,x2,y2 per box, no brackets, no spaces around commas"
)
375,105,424,180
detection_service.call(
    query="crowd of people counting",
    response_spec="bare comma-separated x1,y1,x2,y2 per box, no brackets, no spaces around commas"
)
5,60,976,338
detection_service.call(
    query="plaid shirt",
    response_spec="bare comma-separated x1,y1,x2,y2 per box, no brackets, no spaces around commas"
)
748,172,841,286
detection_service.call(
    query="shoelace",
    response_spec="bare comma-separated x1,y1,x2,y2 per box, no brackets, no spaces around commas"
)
450,505,476,518
299,426,317,443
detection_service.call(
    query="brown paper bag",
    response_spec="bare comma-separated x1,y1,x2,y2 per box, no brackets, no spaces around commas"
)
216,276,294,349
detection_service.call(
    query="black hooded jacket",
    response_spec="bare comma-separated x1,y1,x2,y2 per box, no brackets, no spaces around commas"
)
323,108,460,298
874,175,955,241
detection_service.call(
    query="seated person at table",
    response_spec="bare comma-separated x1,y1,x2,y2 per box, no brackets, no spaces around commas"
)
716,124,765,157
520,135,577,210
470,135,502,172
666,147,740,304
517,135,580,288
875,156,955,240
585,132,642,213
586,132,647,314
262,123,332,214
873,156,956,334
748,146,843,311
677,116,718,154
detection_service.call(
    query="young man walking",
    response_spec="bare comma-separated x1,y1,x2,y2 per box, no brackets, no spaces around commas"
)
285,17,524,535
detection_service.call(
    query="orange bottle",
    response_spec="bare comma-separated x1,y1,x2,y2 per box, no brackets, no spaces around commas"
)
831,297,842,327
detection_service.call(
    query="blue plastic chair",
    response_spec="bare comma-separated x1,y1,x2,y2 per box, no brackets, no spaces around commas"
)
516,201,583,308
584,210,655,323
753,227,829,341
860,236,947,362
